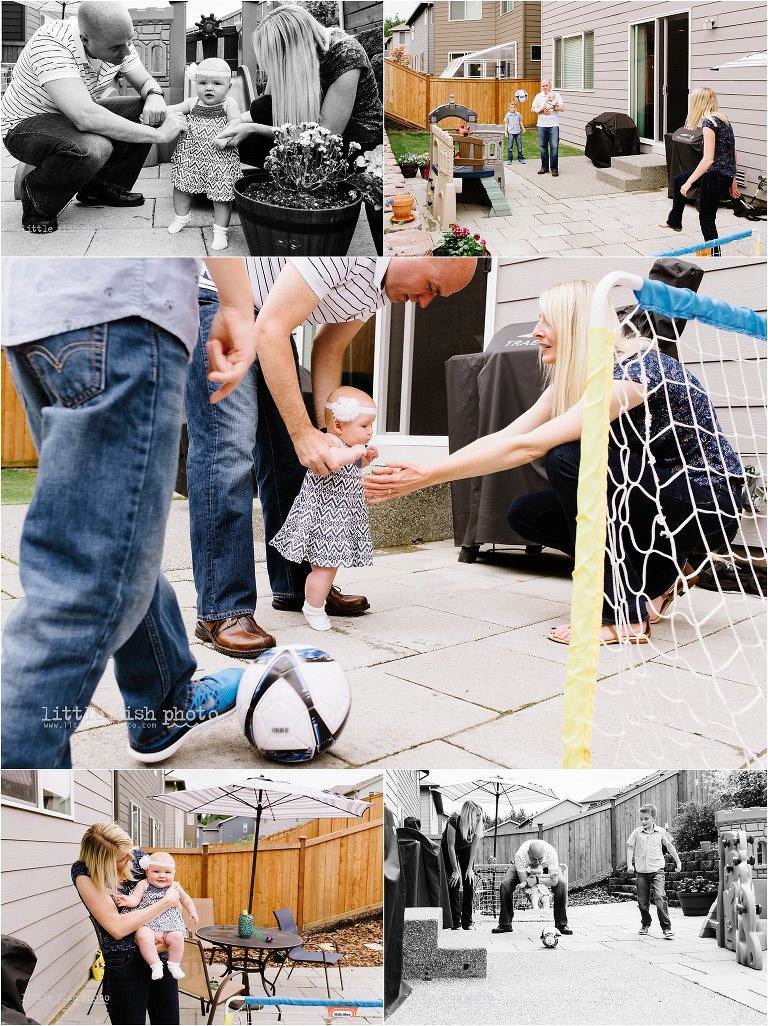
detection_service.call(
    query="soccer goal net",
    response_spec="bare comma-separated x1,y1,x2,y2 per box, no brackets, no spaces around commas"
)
656,228,762,258
563,272,767,769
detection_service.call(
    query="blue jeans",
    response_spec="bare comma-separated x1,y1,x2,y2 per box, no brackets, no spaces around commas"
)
507,442,740,624
186,289,309,619
2,318,197,768
508,133,523,160
2,97,151,219
102,950,179,1025
636,871,671,931
537,125,559,171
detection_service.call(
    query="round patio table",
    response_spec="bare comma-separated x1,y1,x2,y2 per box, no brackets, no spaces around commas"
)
195,925,301,998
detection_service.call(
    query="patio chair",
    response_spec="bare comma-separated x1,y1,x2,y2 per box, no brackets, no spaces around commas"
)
178,937,245,1025
272,908,345,998
183,897,216,964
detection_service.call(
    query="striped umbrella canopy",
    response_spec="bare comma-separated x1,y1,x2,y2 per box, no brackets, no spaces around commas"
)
151,775,372,914
434,776,558,857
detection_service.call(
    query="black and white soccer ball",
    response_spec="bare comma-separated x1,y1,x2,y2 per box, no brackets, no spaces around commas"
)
541,926,560,948
236,646,351,763
514,89,528,103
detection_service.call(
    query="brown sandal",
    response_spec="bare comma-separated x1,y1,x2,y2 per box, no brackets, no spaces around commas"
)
648,562,699,623
547,621,651,646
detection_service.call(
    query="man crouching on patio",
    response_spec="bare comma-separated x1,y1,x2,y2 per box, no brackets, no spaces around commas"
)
492,838,573,935
1,1,187,233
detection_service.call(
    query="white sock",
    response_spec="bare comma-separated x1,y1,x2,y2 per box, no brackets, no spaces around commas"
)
168,213,191,235
302,600,331,632
211,224,230,250
166,962,185,980
149,962,164,981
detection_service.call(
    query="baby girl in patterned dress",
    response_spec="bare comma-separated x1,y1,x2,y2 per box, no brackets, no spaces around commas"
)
165,58,241,250
271,387,378,632
114,852,198,981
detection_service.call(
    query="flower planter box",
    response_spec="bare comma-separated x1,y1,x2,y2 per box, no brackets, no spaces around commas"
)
234,171,362,257
677,891,716,917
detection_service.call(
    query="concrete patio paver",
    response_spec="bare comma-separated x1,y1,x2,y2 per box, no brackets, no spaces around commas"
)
2,501,764,769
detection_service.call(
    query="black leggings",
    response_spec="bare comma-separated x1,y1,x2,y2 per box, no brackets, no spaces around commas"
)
507,442,741,624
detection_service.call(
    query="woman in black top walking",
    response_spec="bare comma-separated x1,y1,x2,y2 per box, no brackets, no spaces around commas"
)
659,87,739,248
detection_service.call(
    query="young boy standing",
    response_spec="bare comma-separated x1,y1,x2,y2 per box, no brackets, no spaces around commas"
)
627,804,682,939
504,102,525,163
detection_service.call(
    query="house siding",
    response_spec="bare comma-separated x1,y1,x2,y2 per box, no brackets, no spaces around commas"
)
384,770,420,824
342,1,383,36
540,1,767,189
493,257,767,550
114,769,166,848
1,771,113,1025
410,5,434,74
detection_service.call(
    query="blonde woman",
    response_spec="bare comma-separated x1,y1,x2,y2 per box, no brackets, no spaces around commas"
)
72,823,183,1024
216,4,382,249
659,87,739,246
366,279,743,645
440,800,484,930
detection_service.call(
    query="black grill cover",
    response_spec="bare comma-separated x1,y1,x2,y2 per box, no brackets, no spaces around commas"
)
665,127,703,199
585,112,641,167
1,936,39,1025
384,807,411,1017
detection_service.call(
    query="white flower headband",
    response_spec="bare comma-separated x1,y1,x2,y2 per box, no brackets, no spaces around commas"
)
325,398,376,423
139,854,175,870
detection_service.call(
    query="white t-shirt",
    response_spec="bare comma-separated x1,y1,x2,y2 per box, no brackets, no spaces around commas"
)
532,91,563,128
1,17,142,137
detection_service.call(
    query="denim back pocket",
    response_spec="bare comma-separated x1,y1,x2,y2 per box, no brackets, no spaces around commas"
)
24,324,106,408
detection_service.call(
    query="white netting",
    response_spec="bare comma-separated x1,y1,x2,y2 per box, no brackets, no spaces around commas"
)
656,229,763,258
567,276,766,769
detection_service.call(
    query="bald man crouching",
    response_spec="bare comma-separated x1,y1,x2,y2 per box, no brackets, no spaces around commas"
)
1,1,187,233
492,838,573,935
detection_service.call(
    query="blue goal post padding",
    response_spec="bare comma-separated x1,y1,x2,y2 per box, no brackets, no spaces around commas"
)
655,228,754,257
233,998,384,1008
633,278,767,342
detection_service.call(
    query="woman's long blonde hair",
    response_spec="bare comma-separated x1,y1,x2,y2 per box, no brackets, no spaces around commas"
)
79,822,135,896
459,800,484,842
252,4,330,126
539,280,643,417
685,86,730,129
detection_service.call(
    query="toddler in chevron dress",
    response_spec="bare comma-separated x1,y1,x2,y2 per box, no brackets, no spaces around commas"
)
166,58,241,250
114,851,198,980
271,387,378,632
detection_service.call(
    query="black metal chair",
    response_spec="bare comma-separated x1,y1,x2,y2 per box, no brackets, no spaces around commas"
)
272,908,344,998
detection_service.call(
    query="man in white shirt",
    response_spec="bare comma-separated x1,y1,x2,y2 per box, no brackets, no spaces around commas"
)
531,78,565,177
492,838,572,934
1,1,187,233
188,257,478,657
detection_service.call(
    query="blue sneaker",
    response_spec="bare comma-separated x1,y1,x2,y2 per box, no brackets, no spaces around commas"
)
519,158,526,164
128,669,243,763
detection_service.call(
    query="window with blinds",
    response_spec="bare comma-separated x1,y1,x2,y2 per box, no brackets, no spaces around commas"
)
554,31,594,90
449,1,483,20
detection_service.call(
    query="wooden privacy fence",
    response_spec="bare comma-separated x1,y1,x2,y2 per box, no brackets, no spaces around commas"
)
2,352,37,467
475,771,709,888
145,811,383,932
384,60,540,130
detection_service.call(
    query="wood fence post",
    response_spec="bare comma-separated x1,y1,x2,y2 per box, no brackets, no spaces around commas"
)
609,800,618,871
297,836,307,932
537,822,544,839
201,844,209,898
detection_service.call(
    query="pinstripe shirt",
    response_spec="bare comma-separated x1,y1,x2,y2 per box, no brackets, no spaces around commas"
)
2,18,142,137
200,258,390,324
627,824,672,873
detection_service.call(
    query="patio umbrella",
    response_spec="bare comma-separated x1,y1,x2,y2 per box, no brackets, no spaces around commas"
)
710,51,767,70
150,775,372,916
433,776,558,858
23,1,81,19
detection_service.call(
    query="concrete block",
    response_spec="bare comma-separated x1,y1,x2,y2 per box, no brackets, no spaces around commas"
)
402,908,487,980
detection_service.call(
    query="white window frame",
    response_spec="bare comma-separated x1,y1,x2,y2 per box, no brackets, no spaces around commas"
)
0,770,75,820
448,1,483,22
531,44,541,63
148,816,161,847
372,262,499,466
499,1,515,14
130,802,141,846
553,30,594,91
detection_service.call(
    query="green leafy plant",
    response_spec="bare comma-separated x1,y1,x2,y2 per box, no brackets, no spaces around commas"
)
433,224,488,256
672,798,719,852
677,876,717,895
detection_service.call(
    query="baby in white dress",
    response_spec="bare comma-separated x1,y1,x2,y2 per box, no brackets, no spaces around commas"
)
271,386,378,632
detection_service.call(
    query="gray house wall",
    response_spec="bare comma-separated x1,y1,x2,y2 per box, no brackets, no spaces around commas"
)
114,769,166,848
433,1,541,77
492,257,767,550
384,770,420,824
539,1,767,190
1,772,113,1025
408,4,434,73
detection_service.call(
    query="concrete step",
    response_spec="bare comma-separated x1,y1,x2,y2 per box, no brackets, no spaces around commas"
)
612,153,667,175
402,908,487,981
596,154,668,192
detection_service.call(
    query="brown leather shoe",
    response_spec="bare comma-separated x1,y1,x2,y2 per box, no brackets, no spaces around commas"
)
272,586,370,616
195,615,275,658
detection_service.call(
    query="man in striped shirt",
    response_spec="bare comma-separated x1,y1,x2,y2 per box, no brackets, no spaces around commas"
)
188,256,478,657
492,838,572,935
2,1,187,233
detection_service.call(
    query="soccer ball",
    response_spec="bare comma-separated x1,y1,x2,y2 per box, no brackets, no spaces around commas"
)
514,89,528,103
236,646,351,763
541,926,560,948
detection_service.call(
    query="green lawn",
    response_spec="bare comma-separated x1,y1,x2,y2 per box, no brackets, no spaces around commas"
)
2,468,37,505
386,124,584,163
